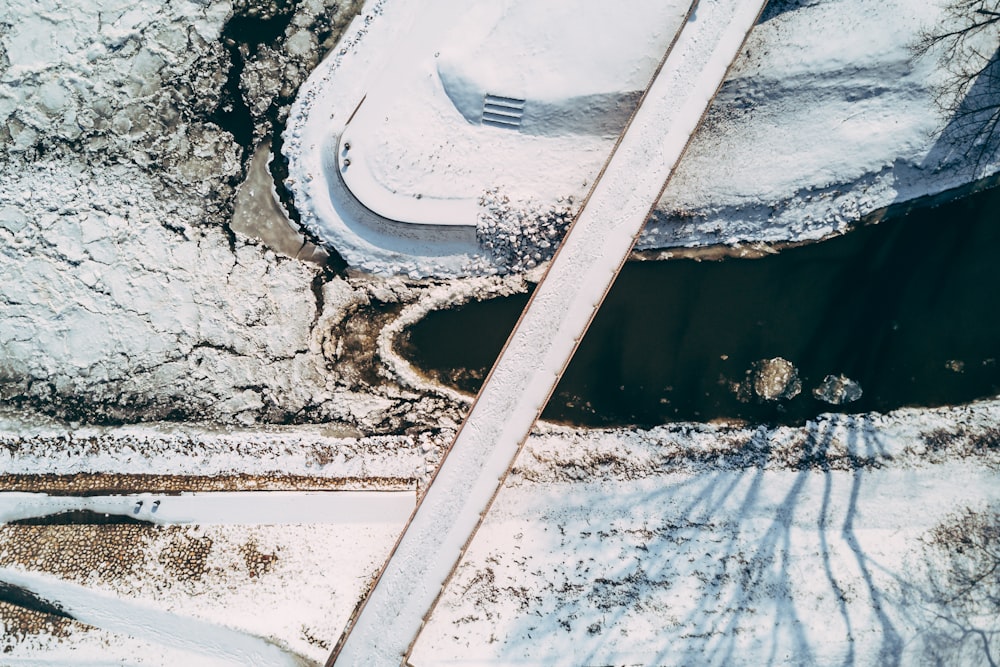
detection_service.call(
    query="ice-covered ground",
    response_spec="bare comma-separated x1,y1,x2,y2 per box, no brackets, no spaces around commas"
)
286,0,1000,277
0,0,378,428
407,405,1000,665
2,0,1000,663
2,400,998,664
0,408,442,485
0,412,429,664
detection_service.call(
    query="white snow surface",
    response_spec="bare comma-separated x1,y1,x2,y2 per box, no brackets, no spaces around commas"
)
0,157,336,426
337,0,689,223
284,0,691,276
0,410,438,486
437,2,673,102
0,490,414,526
0,566,306,667
333,1,767,662
4,399,1000,664
0,0,417,432
641,0,1000,249
0,522,407,665
3,0,1000,663
410,463,1000,666
286,0,1000,277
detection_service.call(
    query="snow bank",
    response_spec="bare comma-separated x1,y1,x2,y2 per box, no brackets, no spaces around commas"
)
284,0,690,277
517,399,1000,483
0,411,442,486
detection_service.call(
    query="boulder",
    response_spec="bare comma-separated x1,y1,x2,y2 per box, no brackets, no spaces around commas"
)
734,357,802,403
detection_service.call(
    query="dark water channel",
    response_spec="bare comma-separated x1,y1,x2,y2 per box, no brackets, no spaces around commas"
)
398,186,1000,427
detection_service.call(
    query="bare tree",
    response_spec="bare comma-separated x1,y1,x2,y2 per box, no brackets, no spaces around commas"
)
916,0,1000,175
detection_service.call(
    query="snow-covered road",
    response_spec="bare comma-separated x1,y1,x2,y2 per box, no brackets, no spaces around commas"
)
0,491,415,526
330,0,769,663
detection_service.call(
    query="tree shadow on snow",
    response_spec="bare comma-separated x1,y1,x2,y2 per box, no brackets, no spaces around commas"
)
916,47,1000,181
491,414,918,666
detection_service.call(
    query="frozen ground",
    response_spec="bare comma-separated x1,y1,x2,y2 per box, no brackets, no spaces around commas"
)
0,414,426,664
1,400,998,664
2,0,999,664
286,0,1000,277
0,521,406,665
0,408,446,487
0,490,415,526
409,403,1000,665
412,463,1000,666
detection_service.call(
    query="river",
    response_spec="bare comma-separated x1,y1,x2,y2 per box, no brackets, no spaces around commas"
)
399,185,1000,427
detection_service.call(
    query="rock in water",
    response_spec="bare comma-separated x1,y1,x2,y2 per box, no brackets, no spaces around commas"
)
812,374,863,405
753,357,802,401
752,357,802,401
734,357,802,403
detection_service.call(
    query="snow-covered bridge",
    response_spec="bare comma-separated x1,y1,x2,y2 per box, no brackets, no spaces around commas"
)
329,0,769,663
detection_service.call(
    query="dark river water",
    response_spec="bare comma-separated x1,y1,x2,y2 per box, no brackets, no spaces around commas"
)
398,185,1000,427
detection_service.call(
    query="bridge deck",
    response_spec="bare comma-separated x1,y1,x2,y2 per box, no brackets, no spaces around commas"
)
330,0,769,663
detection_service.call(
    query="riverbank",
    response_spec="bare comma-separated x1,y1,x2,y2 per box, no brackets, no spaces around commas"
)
1,398,998,663
395,182,1000,428
2,0,999,663
284,0,1000,277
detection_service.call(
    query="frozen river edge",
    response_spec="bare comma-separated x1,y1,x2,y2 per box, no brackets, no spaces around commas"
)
1,0,999,662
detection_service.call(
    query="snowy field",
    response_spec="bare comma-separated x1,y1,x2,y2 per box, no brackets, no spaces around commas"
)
0,521,407,665
1,401,998,664
413,465,1000,666
1,0,999,664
